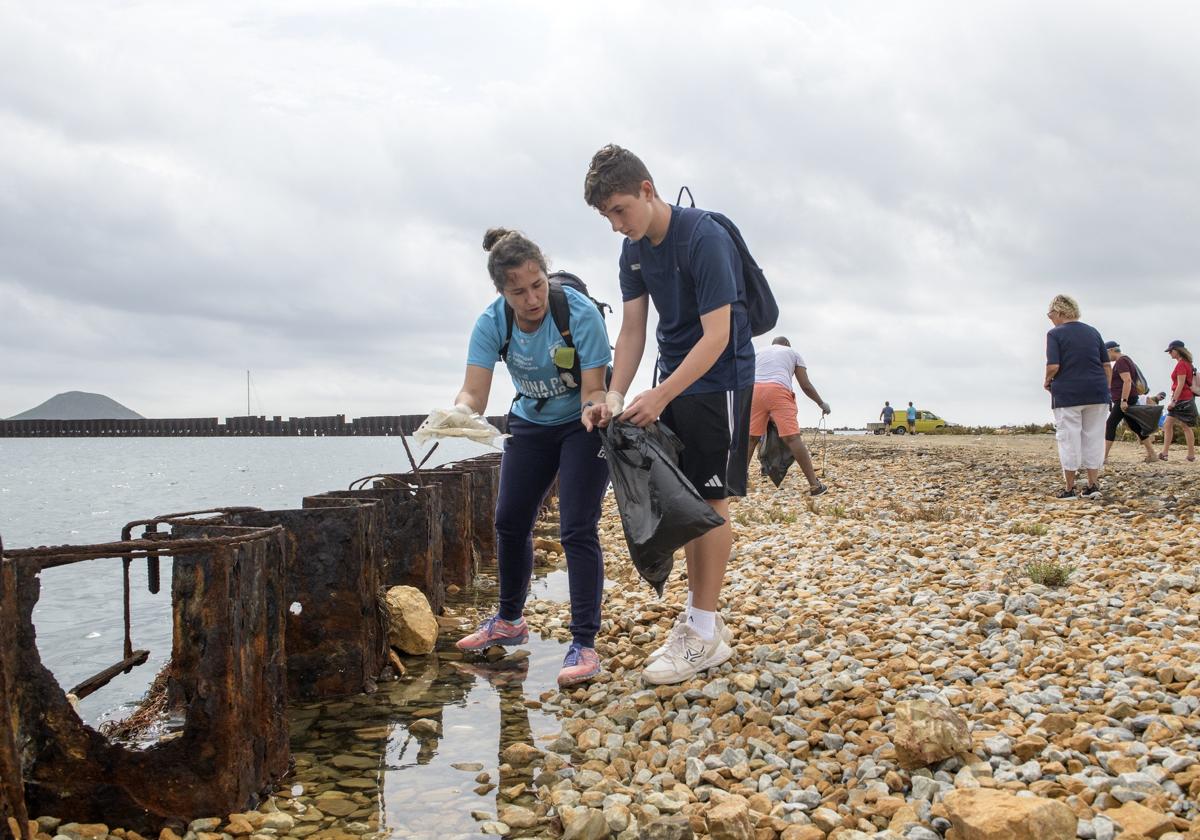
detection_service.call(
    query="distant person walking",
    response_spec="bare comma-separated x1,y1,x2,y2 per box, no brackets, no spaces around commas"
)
1043,294,1112,498
748,337,831,496
1103,341,1156,463
1159,339,1197,462
905,402,917,434
879,401,894,434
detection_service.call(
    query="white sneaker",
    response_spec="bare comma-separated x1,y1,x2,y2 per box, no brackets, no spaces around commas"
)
647,613,732,664
642,623,733,685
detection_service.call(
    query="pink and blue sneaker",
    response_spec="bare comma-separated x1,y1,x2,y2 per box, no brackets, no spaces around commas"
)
557,642,602,687
456,615,529,652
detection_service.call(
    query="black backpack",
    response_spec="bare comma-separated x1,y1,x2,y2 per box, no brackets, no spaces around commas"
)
498,271,612,411
669,186,779,337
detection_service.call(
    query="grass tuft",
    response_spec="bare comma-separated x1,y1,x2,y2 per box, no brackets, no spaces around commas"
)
1025,559,1074,587
1009,522,1049,537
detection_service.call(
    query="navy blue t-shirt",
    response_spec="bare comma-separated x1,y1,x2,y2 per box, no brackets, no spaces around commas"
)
1046,321,1110,409
617,207,755,396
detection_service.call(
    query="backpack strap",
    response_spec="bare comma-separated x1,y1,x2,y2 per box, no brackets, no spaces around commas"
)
498,302,515,364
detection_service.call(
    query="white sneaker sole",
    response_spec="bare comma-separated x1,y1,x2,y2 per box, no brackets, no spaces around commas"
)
642,640,734,686
646,622,733,664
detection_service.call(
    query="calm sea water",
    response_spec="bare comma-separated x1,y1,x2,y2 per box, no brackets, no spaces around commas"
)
0,436,492,724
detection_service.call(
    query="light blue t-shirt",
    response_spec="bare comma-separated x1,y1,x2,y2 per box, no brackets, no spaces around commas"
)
906,406,917,421
467,285,612,425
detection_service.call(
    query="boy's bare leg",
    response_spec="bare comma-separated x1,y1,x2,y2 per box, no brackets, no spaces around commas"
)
689,500,730,612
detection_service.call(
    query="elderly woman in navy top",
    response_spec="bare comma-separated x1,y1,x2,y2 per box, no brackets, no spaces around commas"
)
1043,294,1112,499
450,228,612,687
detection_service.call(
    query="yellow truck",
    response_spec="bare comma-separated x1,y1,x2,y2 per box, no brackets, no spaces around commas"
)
867,410,948,435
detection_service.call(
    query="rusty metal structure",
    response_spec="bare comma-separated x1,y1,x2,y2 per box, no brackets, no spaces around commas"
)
0,525,290,833
0,452,507,833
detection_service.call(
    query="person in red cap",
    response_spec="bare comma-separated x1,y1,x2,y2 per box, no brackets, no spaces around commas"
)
1159,339,1196,462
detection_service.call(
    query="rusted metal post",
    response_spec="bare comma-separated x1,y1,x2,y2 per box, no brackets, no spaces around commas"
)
2,528,290,831
0,536,34,840
446,460,500,566
304,483,445,614
379,470,477,588
223,504,388,700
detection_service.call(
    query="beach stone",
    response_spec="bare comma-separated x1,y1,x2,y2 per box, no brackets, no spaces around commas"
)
1102,802,1174,838
893,700,971,769
501,742,543,766
705,796,754,840
942,788,1075,839
385,585,438,654
408,718,440,736
639,815,694,840
314,798,359,818
496,806,537,830
261,814,294,833
561,808,607,840
59,826,108,840
779,828,824,840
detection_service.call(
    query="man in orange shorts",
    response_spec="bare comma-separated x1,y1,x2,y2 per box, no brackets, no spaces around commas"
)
749,336,831,495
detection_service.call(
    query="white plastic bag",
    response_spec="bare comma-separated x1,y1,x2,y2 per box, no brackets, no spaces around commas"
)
413,407,509,449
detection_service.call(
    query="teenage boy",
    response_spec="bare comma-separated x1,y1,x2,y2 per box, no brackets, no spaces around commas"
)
580,144,754,685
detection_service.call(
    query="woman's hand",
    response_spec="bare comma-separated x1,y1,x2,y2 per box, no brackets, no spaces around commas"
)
581,401,612,431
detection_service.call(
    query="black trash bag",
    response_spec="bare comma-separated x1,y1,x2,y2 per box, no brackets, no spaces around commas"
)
758,420,795,488
600,420,726,595
1123,404,1163,439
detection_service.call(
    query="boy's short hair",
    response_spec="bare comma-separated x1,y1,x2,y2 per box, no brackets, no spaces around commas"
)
584,144,656,208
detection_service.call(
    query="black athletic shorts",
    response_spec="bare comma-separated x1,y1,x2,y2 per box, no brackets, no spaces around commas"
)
660,386,753,500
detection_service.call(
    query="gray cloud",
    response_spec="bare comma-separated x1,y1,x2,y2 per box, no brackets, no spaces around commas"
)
2,1,1198,425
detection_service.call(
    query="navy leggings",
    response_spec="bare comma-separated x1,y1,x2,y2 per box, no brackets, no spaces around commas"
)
495,415,610,647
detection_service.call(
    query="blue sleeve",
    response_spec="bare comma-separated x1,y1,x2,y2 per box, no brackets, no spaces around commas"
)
689,217,740,315
466,304,502,370
1046,330,1061,365
1095,330,1108,366
566,289,613,371
618,241,645,302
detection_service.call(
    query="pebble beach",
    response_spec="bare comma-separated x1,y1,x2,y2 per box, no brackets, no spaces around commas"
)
31,434,1200,840
514,434,1200,839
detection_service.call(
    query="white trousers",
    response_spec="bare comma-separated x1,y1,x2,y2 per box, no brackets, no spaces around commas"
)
1054,403,1108,472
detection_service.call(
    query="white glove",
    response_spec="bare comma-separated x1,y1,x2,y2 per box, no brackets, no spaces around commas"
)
819,401,831,415
605,391,625,416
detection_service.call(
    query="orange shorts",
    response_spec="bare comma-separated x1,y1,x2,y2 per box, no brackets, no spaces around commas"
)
749,382,800,437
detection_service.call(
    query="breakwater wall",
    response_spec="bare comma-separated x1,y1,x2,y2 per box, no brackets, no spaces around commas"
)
0,414,509,438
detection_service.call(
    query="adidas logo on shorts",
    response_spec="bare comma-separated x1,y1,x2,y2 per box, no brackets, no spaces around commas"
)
704,475,723,488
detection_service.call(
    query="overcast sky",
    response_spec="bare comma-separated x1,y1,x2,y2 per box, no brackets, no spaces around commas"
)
3,1,1198,426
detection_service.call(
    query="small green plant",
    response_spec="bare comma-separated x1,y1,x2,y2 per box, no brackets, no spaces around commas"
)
1025,559,1074,587
889,501,954,523
1009,522,1049,537
767,506,797,525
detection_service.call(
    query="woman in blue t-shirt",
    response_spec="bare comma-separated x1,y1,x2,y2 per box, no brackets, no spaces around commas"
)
451,228,612,687
1043,294,1112,499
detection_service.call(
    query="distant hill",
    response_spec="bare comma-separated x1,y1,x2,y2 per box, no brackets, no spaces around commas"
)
9,392,144,421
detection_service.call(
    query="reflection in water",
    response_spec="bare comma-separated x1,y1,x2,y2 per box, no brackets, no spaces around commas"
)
279,566,572,839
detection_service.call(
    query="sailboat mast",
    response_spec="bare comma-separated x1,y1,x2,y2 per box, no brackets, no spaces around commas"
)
246,370,250,416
